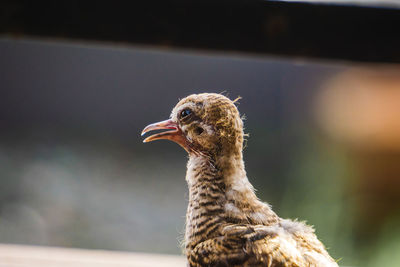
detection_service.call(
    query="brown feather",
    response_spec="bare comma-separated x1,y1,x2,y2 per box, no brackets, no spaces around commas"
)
144,93,338,267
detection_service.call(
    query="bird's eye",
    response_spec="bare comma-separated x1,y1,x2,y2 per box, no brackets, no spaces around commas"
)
180,109,192,119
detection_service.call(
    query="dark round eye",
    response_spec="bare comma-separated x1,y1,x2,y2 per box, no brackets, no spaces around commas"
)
180,109,192,119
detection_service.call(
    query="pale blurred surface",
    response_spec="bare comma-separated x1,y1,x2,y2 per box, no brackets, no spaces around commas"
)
1,38,400,267
0,243,185,267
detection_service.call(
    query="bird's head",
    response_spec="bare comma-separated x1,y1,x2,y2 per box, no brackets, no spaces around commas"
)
142,93,244,157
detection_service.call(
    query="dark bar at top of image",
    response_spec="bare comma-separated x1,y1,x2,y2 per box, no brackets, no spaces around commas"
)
1,0,400,63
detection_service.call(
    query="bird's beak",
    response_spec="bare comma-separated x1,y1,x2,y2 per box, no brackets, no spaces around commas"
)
141,119,189,151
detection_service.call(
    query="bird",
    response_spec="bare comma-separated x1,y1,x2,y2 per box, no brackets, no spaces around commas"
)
141,93,338,267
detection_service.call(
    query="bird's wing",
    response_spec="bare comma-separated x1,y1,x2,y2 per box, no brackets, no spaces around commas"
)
188,224,337,267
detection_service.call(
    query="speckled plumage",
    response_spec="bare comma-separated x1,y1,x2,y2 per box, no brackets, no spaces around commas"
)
143,93,338,267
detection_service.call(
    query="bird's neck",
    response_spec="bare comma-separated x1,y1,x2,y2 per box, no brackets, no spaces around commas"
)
184,152,278,251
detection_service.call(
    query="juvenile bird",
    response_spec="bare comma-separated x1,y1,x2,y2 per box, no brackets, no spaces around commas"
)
142,93,338,267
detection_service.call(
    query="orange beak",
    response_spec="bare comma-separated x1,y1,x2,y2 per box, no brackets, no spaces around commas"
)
141,119,189,152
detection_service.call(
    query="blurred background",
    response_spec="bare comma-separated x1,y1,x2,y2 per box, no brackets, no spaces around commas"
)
1,36,400,267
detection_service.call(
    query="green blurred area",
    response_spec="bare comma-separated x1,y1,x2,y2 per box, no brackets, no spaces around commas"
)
0,38,399,267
